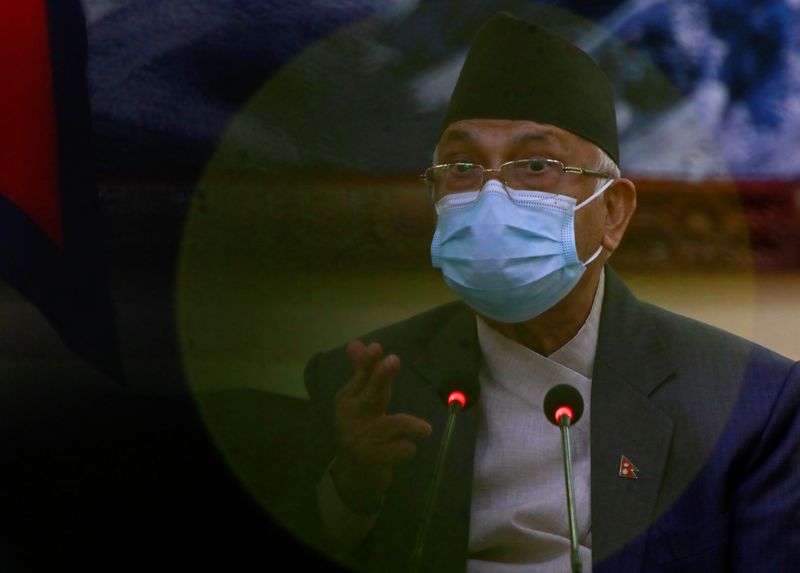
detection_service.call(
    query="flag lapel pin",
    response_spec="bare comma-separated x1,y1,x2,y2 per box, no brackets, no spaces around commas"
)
619,455,639,479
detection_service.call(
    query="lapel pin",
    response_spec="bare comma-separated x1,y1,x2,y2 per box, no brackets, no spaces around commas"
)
619,455,639,479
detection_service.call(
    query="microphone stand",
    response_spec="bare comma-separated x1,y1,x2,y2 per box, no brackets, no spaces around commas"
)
409,398,463,572
558,414,582,573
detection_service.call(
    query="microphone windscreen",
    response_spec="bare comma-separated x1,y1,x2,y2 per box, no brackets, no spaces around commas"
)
437,370,480,411
543,384,584,425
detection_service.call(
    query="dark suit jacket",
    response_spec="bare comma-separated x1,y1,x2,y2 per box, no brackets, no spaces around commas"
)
304,266,800,572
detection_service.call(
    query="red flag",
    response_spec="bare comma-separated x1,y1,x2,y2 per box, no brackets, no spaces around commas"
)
0,0,123,381
0,0,62,247
619,455,640,480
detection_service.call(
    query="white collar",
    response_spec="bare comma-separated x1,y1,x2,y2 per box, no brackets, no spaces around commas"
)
476,267,605,384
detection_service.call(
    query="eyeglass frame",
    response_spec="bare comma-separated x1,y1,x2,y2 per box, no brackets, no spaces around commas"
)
420,157,616,203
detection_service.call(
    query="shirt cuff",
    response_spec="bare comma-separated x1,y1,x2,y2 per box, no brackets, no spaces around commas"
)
316,460,380,552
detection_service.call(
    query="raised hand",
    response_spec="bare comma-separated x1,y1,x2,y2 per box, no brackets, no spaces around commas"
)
330,340,432,515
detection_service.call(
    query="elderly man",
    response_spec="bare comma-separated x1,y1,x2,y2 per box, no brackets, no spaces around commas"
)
302,11,800,573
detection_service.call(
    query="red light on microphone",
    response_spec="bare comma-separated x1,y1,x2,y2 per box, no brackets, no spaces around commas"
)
554,406,574,423
448,391,467,409
543,385,584,426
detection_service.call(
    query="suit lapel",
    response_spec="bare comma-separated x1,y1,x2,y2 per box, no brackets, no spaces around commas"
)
411,305,482,403
591,267,675,571
404,306,481,573
366,305,480,572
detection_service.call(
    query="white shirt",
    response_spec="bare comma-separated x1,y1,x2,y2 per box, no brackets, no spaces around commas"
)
468,270,603,572
317,270,605,570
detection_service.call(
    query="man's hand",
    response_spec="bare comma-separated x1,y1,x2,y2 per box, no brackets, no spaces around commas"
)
330,340,432,515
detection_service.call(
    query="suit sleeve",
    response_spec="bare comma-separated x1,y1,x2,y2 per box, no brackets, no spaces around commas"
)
303,350,383,570
731,360,800,571
264,353,337,558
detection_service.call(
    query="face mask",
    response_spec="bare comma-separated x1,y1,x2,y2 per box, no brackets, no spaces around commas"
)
431,178,612,323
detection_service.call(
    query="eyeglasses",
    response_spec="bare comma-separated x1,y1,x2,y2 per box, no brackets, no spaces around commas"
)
420,157,614,203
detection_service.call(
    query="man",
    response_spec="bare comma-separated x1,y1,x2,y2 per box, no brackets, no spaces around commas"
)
302,11,800,573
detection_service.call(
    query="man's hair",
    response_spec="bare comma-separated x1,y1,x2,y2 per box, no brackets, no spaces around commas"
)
594,147,621,191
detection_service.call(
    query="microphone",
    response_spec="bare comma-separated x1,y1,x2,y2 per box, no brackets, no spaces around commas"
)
409,375,480,572
543,384,585,573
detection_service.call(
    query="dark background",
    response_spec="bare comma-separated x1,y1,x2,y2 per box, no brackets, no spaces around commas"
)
4,1,800,571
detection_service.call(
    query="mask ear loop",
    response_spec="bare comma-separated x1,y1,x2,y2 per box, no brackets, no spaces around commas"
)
576,179,615,267
574,178,615,211
582,245,604,267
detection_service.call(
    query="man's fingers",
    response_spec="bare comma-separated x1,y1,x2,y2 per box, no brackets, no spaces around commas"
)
368,439,418,466
348,434,425,467
380,413,433,440
346,341,384,394
361,353,400,407
335,412,433,483
346,340,367,371
343,414,429,453
363,413,432,445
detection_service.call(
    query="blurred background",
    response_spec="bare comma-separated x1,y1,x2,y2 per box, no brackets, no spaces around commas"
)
42,0,797,398
2,1,799,570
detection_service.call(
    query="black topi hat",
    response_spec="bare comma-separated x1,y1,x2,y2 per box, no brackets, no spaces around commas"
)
441,11,619,165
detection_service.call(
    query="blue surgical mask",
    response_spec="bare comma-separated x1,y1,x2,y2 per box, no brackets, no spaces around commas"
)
431,179,611,323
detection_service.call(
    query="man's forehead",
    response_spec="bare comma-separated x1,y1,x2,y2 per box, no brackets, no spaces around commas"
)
438,119,572,152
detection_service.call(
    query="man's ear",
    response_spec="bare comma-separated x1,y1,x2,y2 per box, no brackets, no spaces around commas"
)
601,178,637,253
